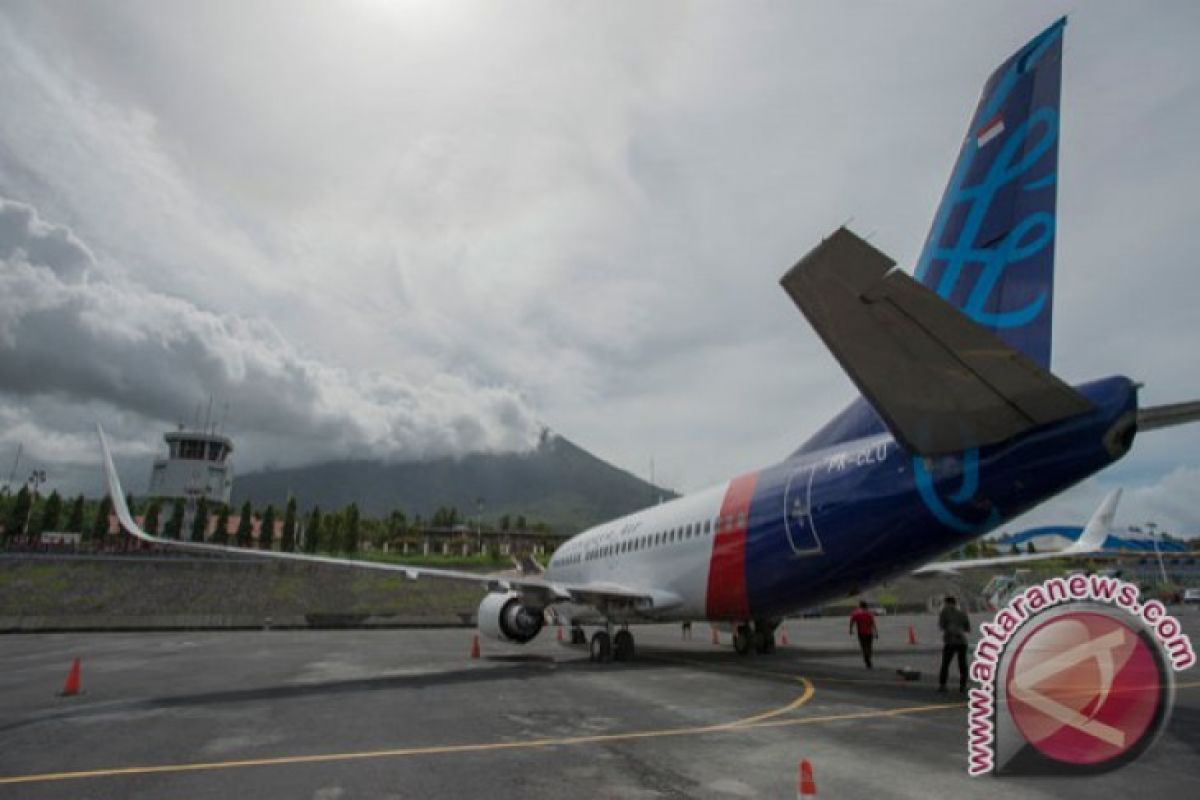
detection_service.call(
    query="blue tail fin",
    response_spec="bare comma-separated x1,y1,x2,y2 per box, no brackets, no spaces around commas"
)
795,20,1066,455
914,18,1065,368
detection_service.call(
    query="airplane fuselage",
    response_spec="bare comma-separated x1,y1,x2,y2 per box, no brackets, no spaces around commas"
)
545,376,1137,624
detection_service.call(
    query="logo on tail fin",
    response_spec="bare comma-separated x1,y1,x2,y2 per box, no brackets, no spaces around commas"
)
915,19,1065,370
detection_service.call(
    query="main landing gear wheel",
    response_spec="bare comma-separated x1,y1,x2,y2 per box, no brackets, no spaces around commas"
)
733,624,753,656
613,629,635,662
589,630,613,662
570,626,587,645
754,629,776,655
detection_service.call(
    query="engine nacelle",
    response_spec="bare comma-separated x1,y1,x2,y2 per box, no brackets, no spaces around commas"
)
477,592,545,644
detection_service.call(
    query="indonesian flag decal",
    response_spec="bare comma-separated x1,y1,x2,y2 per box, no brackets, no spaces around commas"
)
976,115,1005,148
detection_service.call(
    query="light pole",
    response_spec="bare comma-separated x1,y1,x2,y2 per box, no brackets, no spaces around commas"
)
23,469,46,540
1147,521,1170,588
476,498,484,557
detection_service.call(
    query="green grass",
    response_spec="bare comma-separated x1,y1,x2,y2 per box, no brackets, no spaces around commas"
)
357,551,512,570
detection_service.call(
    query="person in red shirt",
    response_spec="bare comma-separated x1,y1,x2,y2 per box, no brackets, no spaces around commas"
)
848,601,879,668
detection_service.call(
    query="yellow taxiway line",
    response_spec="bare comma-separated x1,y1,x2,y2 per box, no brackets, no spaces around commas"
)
0,673,817,787
5,676,1193,786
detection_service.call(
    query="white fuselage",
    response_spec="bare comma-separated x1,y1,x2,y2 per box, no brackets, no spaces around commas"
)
543,481,730,623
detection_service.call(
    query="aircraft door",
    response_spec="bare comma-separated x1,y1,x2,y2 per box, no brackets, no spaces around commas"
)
783,463,823,556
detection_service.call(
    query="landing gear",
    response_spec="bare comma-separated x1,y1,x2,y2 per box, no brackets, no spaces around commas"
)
570,625,587,645
589,630,613,662
732,620,778,655
613,629,635,661
733,624,753,655
754,628,776,654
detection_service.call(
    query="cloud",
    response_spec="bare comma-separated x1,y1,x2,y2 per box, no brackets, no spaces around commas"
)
0,1,1197,531
0,196,542,476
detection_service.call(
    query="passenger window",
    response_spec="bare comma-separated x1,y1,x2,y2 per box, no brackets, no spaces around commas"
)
704,519,711,534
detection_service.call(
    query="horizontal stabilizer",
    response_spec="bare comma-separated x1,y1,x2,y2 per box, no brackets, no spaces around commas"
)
780,228,1093,456
1137,401,1200,432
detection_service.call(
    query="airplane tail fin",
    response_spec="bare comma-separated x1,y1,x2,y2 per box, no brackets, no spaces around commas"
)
914,18,1066,369
1066,488,1121,554
794,20,1067,456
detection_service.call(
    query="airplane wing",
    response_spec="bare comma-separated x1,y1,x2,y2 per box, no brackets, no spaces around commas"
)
779,227,1094,456
914,488,1122,575
96,425,655,611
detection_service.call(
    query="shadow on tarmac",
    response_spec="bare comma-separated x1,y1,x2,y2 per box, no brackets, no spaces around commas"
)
2,640,962,736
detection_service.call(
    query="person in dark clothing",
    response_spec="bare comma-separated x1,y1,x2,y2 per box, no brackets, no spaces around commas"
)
938,595,971,692
848,601,878,668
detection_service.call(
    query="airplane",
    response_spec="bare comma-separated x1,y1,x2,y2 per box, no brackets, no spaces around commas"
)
914,488,1122,574
98,18,1200,664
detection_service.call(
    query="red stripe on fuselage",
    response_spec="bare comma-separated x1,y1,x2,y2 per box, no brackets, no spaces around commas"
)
705,471,759,620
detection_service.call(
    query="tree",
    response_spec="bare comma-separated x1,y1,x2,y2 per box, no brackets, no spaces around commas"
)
1010,543,1021,556
38,490,63,535
385,509,407,545
66,495,85,533
516,514,527,531
125,493,137,518
260,505,277,550
163,498,185,539
281,498,297,552
89,495,113,546
343,503,360,554
143,500,162,537
499,514,511,532
304,506,322,554
235,501,254,548
212,505,231,546
322,511,342,554
1026,541,1037,554
6,485,31,540
191,498,210,542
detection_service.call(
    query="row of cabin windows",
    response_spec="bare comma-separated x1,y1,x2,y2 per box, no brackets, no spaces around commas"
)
550,511,753,569
553,551,583,567
564,511,749,565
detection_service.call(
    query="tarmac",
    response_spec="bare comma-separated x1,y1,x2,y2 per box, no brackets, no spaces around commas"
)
1,611,1198,799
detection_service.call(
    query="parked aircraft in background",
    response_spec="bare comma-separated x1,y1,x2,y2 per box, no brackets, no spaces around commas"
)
99,19,1200,662
915,489,1121,574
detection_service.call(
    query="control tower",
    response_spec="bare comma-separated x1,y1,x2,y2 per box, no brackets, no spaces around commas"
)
148,425,234,506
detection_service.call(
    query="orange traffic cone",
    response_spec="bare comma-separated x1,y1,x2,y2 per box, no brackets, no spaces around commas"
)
60,658,82,697
780,628,791,646
556,625,564,642
470,634,481,659
798,758,817,797
711,627,720,645
907,625,918,646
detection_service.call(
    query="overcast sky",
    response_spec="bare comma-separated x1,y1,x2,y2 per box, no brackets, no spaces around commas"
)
1,1,1198,537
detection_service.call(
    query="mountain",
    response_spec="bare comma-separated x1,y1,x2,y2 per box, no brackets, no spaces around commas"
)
231,432,677,535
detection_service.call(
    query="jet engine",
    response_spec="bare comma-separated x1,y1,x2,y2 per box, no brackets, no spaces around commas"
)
477,591,545,644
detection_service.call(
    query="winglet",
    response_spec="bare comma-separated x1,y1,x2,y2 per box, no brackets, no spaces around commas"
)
96,424,155,544
1065,488,1121,554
